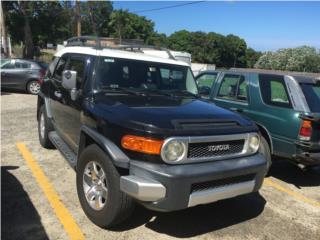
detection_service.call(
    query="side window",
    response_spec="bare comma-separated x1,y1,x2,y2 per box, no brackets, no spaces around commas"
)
64,56,86,87
53,56,67,81
217,74,248,102
15,61,31,69
259,74,291,108
197,73,217,88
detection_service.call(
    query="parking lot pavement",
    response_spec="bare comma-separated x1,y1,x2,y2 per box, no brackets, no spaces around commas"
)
1,92,320,240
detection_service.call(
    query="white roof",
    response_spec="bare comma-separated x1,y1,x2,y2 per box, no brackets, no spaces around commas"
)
54,46,189,67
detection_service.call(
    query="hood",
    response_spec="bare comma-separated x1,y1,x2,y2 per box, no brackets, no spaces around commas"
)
90,93,254,135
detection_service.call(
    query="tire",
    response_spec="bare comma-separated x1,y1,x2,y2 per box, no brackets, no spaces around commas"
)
259,136,272,174
38,105,55,149
27,80,40,95
76,144,135,228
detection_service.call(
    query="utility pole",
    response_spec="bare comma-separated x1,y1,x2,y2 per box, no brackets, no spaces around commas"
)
0,0,9,57
76,0,81,37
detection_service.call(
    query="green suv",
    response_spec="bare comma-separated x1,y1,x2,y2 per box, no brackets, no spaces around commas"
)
196,70,320,168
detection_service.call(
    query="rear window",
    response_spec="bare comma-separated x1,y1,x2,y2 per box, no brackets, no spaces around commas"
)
259,74,291,108
300,83,320,112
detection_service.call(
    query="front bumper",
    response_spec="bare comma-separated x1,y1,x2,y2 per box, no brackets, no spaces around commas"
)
120,153,267,212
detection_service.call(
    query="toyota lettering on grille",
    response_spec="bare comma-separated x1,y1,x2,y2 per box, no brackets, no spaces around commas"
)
208,144,230,152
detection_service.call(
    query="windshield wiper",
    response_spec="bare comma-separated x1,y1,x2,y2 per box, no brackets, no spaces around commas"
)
168,90,200,98
100,86,147,96
141,89,173,97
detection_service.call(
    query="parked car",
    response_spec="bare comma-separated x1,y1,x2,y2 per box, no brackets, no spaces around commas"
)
1,58,47,94
37,36,269,228
196,70,320,168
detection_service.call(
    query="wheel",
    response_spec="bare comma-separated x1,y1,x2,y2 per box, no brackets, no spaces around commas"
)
38,105,55,149
76,144,135,228
259,136,272,174
27,80,40,94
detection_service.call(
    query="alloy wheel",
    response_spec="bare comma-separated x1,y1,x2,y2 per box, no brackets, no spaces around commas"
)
83,161,108,211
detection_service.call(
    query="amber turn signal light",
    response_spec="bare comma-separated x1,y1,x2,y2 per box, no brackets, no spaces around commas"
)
121,135,163,155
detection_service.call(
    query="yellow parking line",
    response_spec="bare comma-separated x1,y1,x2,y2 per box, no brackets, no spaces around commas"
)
16,142,84,240
264,178,320,208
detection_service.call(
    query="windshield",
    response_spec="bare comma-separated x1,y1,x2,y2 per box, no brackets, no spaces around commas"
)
0,59,10,68
95,57,198,95
300,83,320,112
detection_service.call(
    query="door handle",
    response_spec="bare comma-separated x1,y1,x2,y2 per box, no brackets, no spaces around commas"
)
54,91,62,98
230,107,243,113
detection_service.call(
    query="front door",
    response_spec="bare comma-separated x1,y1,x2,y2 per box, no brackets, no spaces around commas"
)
55,54,91,151
212,72,250,115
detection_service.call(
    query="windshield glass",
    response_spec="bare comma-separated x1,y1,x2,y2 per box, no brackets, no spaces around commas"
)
95,57,198,94
0,59,10,68
300,83,320,112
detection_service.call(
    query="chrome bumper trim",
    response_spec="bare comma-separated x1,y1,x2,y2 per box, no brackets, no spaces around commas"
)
188,180,255,207
120,175,166,202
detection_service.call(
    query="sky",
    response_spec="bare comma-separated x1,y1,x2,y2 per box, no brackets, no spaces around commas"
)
113,1,320,51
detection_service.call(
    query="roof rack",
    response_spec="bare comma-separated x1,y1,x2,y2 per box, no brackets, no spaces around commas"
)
65,36,176,60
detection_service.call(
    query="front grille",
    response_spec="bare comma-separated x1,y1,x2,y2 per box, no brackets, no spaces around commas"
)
191,174,255,193
188,140,244,159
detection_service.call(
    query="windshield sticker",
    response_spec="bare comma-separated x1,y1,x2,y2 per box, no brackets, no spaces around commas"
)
104,58,115,63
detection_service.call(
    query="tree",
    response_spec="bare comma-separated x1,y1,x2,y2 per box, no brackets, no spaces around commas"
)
108,10,154,43
147,32,168,47
221,34,247,67
3,1,35,58
245,48,262,68
255,46,320,73
81,1,113,36
168,30,250,67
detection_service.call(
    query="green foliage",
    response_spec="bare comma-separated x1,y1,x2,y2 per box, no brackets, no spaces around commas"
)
4,0,113,47
108,10,154,42
245,48,262,68
80,1,113,36
255,46,320,73
168,31,249,68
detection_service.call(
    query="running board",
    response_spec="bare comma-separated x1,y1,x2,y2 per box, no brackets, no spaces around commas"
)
49,131,77,169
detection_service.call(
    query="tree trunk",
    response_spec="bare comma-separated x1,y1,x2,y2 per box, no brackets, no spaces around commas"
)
0,1,9,57
88,2,97,36
76,0,81,37
19,1,34,59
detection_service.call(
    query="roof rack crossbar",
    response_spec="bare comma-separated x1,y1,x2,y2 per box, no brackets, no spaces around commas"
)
65,36,176,60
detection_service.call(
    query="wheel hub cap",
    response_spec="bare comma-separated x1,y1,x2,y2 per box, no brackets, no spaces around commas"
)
30,82,40,94
83,161,108,211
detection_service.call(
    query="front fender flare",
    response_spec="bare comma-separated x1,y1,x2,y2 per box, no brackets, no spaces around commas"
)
79,125,130,169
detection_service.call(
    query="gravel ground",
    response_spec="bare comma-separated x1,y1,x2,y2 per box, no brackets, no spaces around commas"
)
1,92,320,240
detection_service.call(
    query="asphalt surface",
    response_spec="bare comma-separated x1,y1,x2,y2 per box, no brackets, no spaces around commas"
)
1,92,320,240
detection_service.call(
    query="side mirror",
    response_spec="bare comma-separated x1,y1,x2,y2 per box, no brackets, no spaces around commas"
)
62,70,77,90
198,86,211,96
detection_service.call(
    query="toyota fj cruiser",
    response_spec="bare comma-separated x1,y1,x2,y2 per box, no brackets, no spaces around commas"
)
37,37,269,228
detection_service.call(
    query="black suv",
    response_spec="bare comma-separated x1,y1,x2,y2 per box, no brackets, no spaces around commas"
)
37,37,268,228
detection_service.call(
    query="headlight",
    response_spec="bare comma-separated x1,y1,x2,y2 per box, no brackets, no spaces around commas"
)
161,139,187,162
247,134,260,154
